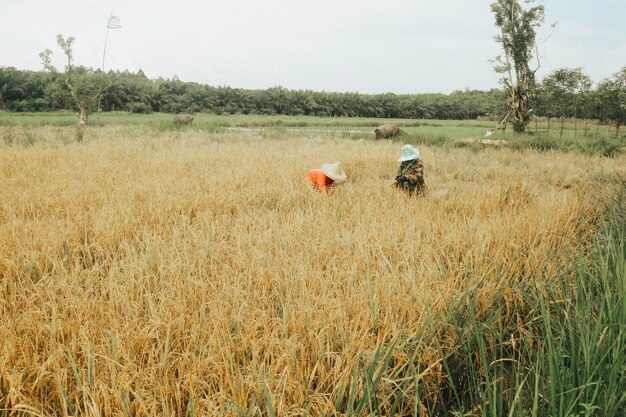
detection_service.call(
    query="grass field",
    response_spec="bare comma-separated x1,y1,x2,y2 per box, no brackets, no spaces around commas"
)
1,115,625,416
2,111,623,155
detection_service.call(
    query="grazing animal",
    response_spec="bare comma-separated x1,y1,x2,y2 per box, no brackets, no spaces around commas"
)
173,114,193,125
375,123,401,139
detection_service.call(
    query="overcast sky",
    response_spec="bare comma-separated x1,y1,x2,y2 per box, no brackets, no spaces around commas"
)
1,0,624,94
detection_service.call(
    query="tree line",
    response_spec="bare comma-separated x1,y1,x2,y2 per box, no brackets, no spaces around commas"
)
0,66,506,119
0,65,624,130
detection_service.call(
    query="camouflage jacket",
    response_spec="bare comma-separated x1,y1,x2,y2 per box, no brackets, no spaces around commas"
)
395,159,425,195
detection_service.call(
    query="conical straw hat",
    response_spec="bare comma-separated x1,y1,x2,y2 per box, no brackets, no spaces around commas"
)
320,162,347,182
398,144,420,162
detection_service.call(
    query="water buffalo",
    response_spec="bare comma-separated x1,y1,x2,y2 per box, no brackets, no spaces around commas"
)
374,123,401,139
173,114,193,125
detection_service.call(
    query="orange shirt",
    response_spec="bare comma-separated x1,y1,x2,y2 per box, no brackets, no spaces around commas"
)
306,169,334,195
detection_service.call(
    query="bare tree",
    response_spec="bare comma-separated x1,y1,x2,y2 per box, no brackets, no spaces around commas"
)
40,35,107,125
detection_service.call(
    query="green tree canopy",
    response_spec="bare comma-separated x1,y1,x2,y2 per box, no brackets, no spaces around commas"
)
596,66,626,136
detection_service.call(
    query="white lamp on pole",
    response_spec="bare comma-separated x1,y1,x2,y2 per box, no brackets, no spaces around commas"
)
102,11,122,72
98,11,121,116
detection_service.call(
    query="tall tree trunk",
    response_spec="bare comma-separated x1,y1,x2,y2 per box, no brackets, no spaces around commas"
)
78,106,89,126
560,116,565,139
512,93,528,132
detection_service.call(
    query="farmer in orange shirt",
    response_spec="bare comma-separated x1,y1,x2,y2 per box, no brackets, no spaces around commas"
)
306,162,347,195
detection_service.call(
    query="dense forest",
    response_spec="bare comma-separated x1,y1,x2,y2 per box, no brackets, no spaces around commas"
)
0,65,624,128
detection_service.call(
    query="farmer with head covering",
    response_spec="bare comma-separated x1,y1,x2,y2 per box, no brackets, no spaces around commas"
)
306,162,347,195
394,144,425,196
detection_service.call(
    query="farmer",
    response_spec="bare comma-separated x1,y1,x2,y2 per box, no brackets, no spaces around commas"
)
306,162,347,195
393,144,425,196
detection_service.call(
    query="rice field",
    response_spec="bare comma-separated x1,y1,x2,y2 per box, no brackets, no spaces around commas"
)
0,120,625,416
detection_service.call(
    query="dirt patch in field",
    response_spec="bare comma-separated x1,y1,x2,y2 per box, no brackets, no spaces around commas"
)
459,137,508,145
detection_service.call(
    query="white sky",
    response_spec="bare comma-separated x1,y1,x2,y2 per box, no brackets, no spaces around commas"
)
1,0,624,94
